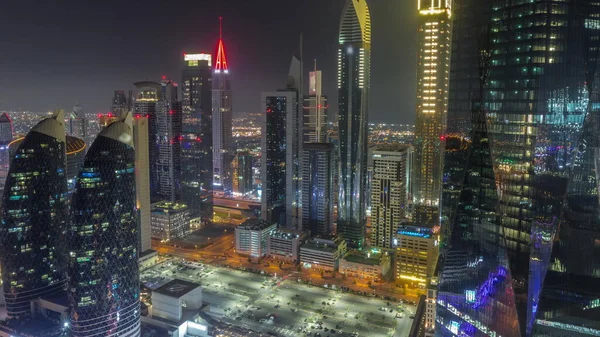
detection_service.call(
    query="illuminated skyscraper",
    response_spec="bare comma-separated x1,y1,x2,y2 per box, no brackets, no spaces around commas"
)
181,52,212,221
68,113,140,336
337,0,371,248
0,110,69,317
412,0,451,226
212,18,233,192
303,68,327,143
261,56,302,229
370,145,412,249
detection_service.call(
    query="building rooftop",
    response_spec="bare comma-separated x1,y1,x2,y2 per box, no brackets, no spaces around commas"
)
301,237,343,253
154,279,201,298
237,218,275,231
397,225,435,239
269,229,300,240
372,143,412,153
343,249,386,266
152,201,189,213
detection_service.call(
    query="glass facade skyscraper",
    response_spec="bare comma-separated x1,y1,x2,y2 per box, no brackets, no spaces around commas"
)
0,110,69,317
68,113,140,337
181,53,213,221
301,143,334,236
261,56,302,230
437,1,600,336
155,80,182,202
337,0,371,248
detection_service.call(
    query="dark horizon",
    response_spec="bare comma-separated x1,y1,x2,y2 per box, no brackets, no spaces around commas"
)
0,0,417,124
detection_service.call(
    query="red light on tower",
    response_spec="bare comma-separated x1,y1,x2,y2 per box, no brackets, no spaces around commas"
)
267,108,272,113
215,17,229,72
440,135,446,141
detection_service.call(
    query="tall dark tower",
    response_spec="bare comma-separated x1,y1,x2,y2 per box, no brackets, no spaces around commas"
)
68,113,140,337
437,1,600,336
155,79,182,202
337,0,371,248
0,110,69,317
181,52,213,222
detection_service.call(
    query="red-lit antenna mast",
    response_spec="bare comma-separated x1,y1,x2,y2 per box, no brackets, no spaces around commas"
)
215,16,228,73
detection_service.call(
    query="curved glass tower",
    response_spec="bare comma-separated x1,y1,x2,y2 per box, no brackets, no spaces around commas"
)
0,110,68,317
337,0,371,248
68,113,140,337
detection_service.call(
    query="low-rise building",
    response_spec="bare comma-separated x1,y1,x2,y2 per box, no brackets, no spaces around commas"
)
151,202,190,241
235,219,277,258
339,249,391,280
152,279,203,323
300,236,347,271
267,229,302,262
394,225,439,287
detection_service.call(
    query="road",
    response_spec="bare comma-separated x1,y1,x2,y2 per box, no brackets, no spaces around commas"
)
214,197,260,211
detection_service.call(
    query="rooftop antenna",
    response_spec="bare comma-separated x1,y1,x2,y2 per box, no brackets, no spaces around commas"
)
219,16,223,40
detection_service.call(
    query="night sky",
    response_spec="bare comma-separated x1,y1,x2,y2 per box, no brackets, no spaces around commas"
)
0,0,417,124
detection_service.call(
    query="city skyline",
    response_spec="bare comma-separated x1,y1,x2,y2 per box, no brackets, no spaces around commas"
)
0,0,417,124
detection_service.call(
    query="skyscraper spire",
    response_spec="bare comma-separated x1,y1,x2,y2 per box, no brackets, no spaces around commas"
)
215,17,228,73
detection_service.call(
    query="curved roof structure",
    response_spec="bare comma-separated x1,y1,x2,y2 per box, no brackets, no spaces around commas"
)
31,109,66,142
98,111,134,148
339,0,371,45
9,135,85,156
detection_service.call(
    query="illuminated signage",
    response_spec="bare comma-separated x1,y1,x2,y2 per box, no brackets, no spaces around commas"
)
465,290,476,303
184,53,212,63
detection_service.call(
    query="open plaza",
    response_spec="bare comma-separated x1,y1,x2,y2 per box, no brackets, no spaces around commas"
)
141,258,416,337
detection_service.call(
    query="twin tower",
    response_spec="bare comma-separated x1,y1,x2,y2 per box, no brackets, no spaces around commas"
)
0,110,140,336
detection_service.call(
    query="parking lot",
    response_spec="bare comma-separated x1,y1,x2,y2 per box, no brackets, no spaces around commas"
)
141,259,416,337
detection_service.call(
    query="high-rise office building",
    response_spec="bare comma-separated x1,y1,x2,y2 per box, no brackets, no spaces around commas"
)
69,103,87,139
68,113,140,337
395,225,439,288
0,110,68,317
412,0,451,226
232,151,253,195
133,82,161,250
212,18,233,192
301,143,334,236
133,108,152,253
154,80,182,202
303,68,327,143
437,1,600,336
111,90,132,117
181,53,213,221
337,0,371,248
370,145,411,249
0,113,13,206
261,56,302,229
